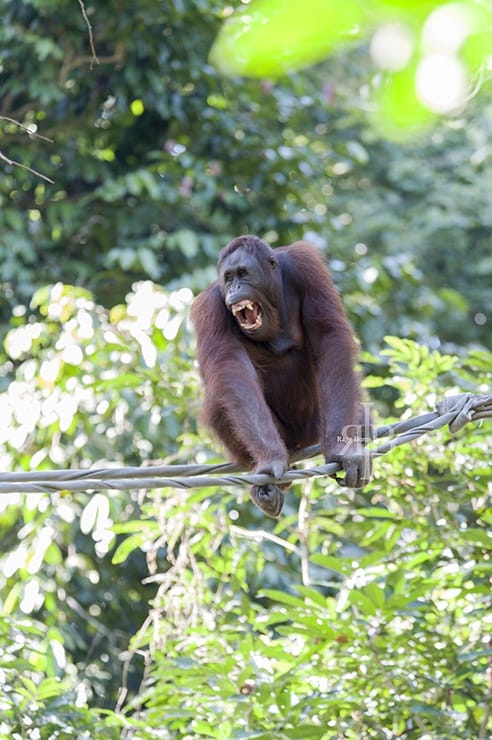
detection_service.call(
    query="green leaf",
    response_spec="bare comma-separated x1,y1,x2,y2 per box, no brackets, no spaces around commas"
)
112,533,148,564
283,726,327,739
357,507,397,519
363,582,385,610
310,554,352,575
348,589,378,616
295,585,328,608
460,528,492,549
258,589,307,608
210,0,366,77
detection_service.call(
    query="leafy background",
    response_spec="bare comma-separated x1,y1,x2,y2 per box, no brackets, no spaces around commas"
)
0,1,490,738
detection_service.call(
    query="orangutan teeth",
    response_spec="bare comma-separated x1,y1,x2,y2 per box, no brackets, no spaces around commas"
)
231,300,263,331
243,316,263,330
232,300,254,316
243,318,261,330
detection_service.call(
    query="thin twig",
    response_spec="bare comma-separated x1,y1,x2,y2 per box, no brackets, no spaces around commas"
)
230,525,301,554
77,0,99,67
0,116,53,143
0,150,55,184
298,479,313,586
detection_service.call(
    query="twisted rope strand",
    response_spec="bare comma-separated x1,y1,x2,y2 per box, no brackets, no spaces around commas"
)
0,393,490,495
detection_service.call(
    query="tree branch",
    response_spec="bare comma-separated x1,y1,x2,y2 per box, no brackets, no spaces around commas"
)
0,116,53,143
77,0,99,67
0,150,55,184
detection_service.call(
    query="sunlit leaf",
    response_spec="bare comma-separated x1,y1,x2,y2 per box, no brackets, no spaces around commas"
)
210,0,367,77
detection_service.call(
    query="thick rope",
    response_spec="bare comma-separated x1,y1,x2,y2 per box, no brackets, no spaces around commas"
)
0,393,490,494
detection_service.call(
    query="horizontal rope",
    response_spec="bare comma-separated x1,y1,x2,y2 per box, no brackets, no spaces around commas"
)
0,393,490,494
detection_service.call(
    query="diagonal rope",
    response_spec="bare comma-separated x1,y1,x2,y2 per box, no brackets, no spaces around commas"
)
0,393,490,494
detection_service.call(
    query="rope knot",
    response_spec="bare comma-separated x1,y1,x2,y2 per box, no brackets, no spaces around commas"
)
436,393,492,434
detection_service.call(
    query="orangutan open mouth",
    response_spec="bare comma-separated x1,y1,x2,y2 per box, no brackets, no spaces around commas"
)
231,300,263,331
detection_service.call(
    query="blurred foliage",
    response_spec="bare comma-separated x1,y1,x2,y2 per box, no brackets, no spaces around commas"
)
210,0,492,134
0,283,199,717
0,285,491,738
0,1,491,737
0,0,490,350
